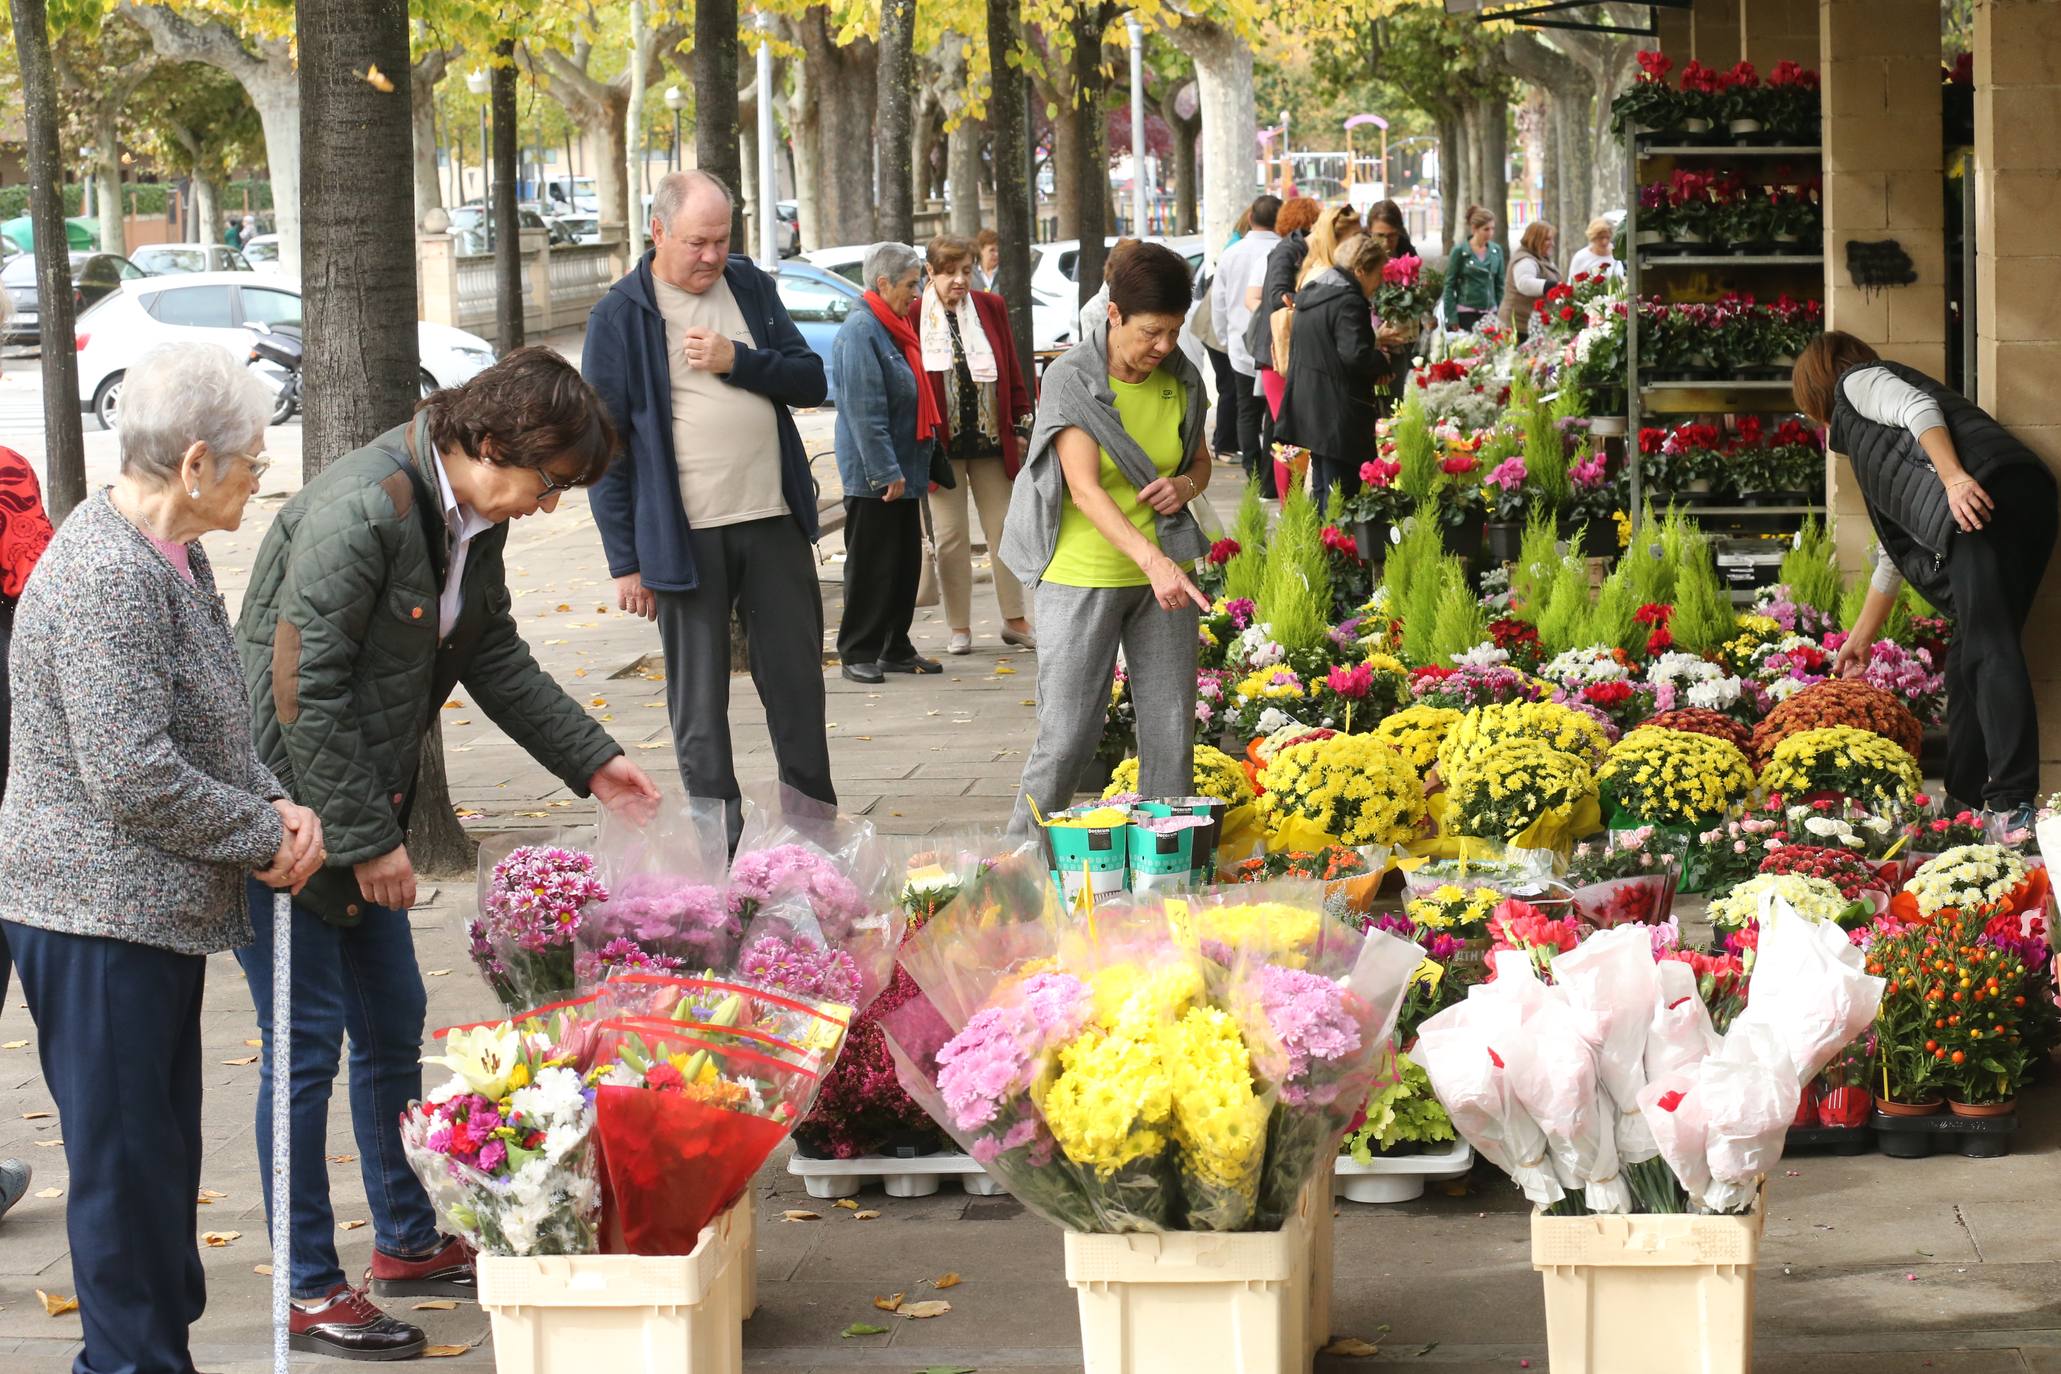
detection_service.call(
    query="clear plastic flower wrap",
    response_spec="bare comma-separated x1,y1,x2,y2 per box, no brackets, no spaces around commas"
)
575,796,737,987
400,1025,601,1256
471,833,610,1012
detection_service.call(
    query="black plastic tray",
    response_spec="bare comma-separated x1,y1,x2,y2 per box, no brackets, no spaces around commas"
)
1784,1124,1875,1156
1868,1108,2019,1158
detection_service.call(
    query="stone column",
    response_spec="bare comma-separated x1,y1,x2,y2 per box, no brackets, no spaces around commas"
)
417,232,459,329
1819,0,1946,574
1973,0,2061,777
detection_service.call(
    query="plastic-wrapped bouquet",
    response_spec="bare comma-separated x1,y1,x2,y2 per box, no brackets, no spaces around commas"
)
401,1023,600,1255
1567,827,1684,927
1371,253,1443,324
883,881,1422,1233
1707,872,1866,932
1759,725,1923,812
725,791,902,1012
1757,844,1887,904
472,843,611,1011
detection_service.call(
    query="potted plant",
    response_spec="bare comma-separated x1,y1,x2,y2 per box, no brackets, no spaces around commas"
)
1435,452,1486,568
1717,177,1775,255
1566,448,1622,558
1814,1035,1875,1128
1483,454,1533,565
1610,50,1685,139
1865,921,1945,1114
1340,456,1408,563
1634,182,1676,254
1720,61,1766,141
1767,179,1822,252
1678,60,1726,139
1667,169,1719,249
1763,59,1822,145
1662,422,1726,498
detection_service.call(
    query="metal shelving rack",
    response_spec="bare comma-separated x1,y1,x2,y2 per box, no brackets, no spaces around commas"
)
1622,133,1826,528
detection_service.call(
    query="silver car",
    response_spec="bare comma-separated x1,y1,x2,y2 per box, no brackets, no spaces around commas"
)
130,243,253,276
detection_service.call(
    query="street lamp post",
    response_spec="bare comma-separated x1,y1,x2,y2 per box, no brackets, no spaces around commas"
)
467,68,491,219
755,11,777,267
1126,15,1147,237
664,85,684,173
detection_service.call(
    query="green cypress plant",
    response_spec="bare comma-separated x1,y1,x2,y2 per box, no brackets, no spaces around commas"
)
1778,519,1844,615
1223,481,1269,603
1393,389,1440,504
1259,484,1331,657
1427,560,1490,665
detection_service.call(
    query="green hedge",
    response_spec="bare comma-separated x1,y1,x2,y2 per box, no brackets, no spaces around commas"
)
0,179,275,223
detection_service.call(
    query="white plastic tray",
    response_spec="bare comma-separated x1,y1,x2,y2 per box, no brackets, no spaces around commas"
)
786,1151,1008,1199
1333,1141,1474,1204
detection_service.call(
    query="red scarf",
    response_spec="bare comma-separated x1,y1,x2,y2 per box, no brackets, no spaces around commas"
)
864,290,942,443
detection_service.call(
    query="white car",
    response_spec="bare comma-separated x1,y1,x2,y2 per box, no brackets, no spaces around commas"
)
240,233,285,276
131,243,252,276
802,245,868,287
74,272,498,430
1030,235,1206,348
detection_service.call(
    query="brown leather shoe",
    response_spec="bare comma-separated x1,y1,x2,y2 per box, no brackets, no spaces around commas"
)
289,1283,426,1361
368,1233,476,1300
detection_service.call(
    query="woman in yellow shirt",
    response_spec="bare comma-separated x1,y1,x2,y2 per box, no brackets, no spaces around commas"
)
998,243,1213,832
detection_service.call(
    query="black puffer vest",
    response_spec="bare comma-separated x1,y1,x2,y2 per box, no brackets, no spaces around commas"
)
1828,361,2044,612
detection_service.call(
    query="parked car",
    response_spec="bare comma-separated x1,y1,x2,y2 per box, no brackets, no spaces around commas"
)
543,176,599,216
449,203,555,255
801,244,868,287
774,200,801,257
130,243,253,276
73,271,497,430
517,202,579,247
2,251,145,347
1029,235,1206,348
767,259,864,407
240,233,285,276
552,213,602,245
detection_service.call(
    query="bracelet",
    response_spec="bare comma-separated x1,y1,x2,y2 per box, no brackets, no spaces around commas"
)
1181,475,1197,500
1948,477,1974,490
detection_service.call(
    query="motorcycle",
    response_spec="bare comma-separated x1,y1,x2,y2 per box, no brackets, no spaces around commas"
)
246,320,303,425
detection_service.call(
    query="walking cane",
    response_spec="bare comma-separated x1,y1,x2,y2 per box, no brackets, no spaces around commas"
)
271,891,291,1374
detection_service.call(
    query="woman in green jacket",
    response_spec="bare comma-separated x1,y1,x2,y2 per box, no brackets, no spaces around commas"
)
1441,204,1506,333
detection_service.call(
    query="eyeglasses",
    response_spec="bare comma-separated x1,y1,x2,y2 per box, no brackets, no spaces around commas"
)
229,452,272,480
535,468,580,497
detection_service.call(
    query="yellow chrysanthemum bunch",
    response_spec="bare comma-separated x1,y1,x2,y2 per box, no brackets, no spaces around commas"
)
1102,744,1255,806
1188,900,1323,966
1038,1026,1172,1173
1598,726,1755,828
1371,704,1462,778
1757,725,1922,811
1720,613,1788,676
1087,960,1204,1033
1257,733,1428,847
1161,1006,1268,1208
1404,883,1503,932
1437,700,1611,779
1442,737,1598,842
1234,668,1308,704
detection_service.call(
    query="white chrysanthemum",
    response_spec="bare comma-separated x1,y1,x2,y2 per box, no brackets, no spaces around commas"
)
1452,642,1511,670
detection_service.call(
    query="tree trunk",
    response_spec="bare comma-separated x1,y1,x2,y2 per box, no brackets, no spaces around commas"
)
1481,93,1510,255
1436,111,1460,252
92,105,124,256
192,171,220,246
695,0,745,245
794,7,878,246
408,719,476,876
910,94,939,210
875,0,916,243
947,116,983,234
626,0,652,256
739,66,760,247
1162,16,1255,267
1069,4,1110,308
411,49,450,230
1050,95,1084,239
787,47,822,252
1168,105,1198,236
296,0,418,474
492,41,522,350
9,0,86,523
985,0,1035,390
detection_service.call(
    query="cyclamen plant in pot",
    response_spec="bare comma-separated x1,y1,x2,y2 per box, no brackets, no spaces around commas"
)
1815,1035,1875,1128
1341,456,1409,559
1610,50,1684,138
1763,60,1823,144
1678,59,1726,136
1719,61,1765,139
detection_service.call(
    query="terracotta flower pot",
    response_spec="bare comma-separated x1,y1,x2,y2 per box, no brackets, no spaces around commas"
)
1876,1096,1944,1118
1816,1085,1873,1128
1947,1098,2016,1118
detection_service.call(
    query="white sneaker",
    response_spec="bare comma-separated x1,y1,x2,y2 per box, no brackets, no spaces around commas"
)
948,633,972,655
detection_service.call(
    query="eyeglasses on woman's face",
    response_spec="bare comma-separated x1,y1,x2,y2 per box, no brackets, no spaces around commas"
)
534,466,581,498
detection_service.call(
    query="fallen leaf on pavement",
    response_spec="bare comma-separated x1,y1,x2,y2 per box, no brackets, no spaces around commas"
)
413,1300,458,1311
932,1273,961,1289
832,1198,859,1211
33,1138,63,1148
852,1209,880,1220
899,1300,951,1319
915,1367,976,1374
1320,1337,1380,1358
202,1231,239,1246
422,1345,471,1357
425,969,452,977
840,1322,888,1338
555,603,571,612
199,1189,227,1200
34,1187,63,1199
245,1039,263,1048
22,1111,51,1120
993,666,1016,675
782,1210,821,1222
873,1292,904,1312
253,1265,273,1276
37,1290,77,1317
3,1039,27,1049
588,697,608,708
221,1055,259,1066
340,1220,367,1230
327,1154,356,1164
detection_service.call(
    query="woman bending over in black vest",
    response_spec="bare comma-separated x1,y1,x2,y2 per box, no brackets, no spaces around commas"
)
1793,331,2058,823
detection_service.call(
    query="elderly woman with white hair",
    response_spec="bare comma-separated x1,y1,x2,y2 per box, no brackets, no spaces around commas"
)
0,342,324,1374
830,240,940,683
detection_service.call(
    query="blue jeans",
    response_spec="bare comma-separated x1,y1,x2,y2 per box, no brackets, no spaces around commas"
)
236,880,441,1298
8,920,207,1374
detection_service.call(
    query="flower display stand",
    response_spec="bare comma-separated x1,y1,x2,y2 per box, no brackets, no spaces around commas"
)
476,1194,751,1374
1333,1141,1475,1203
1530,1183,1764,1374
1065,1210,1312,1374
1869,1107,2019,1158
786,1150,1007,1199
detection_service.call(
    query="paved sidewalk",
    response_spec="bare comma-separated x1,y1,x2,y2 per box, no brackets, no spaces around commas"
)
3,368,2061,1370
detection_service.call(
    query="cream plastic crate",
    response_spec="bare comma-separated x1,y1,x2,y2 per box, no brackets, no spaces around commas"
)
1064,1211,1311,1374
477,1195,750,1374
1530,1184,1765,1374
1303,1164,1333,1364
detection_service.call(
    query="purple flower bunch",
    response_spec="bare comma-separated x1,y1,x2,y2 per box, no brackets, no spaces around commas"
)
737,932,862,1006
583,872,741,970
1249,964,1362,1107
1826,635,1946,727
935,972,1091,1158
1410,663,1545,710
1367,911,1466,963
1553,695,1625,744
482,846,610,954
730,843,868,931
1751,584,1841,638
1225,597,1257,631
574,937,687,984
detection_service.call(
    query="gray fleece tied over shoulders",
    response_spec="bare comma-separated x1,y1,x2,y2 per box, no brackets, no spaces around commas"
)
997,314,1210,588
